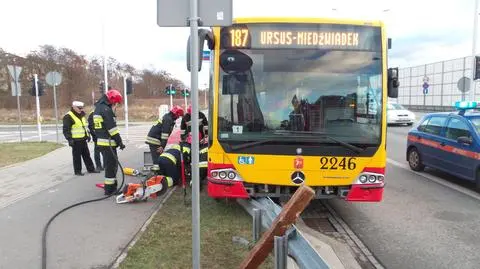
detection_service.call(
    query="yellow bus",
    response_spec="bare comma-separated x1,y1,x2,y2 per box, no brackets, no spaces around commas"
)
188,17,399,202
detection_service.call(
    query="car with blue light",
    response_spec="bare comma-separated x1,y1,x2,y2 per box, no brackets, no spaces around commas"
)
406,101,480,191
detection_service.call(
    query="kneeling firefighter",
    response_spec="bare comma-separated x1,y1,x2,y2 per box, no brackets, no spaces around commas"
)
186,134,208,187
145,105,185,165
93,89,126,195
157,142,191,188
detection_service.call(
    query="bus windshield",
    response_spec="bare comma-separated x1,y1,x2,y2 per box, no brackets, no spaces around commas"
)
216,24,383,147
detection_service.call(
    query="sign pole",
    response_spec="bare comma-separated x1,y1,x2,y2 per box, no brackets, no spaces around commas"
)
53,81,59,143
123,76,129,141
13,66,23,142
34,74,42,141
189,0,201,267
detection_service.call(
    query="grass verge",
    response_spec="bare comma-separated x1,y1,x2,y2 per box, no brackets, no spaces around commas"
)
119,187,274,269
0,141,64,168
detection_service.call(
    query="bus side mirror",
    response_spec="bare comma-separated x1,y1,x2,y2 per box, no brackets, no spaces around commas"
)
388,38,392,49
388,67,399,98
187,29,215,72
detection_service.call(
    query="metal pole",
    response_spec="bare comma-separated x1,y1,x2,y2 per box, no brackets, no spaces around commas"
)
34,74,42,141
13,65,23,142
123,76,129,141
188,0,201,267
253,208,262,242
471,0,479,101
274,235,288,269
53,82,59,143
185,90,188,109
423,65,427,107
170,84,173,109
102,18,108,93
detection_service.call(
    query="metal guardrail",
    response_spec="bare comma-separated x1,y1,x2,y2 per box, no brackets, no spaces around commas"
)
237,197,330,269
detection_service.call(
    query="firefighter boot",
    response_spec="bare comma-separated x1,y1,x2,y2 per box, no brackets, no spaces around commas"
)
104,181,117,196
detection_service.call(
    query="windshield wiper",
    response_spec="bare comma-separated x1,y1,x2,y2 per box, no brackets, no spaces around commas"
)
229,139,276,151
274,130,365,153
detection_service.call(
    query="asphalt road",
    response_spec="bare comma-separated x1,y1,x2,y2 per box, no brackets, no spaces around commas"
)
329,121,480,269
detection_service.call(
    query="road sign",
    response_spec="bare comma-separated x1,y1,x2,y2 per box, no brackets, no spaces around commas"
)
157,0,232,27
423,75,429,83
7,65,22,82
11,82,21,96
457,76,471,93
423,88,428,95
46,71,62,86
202,51,210,60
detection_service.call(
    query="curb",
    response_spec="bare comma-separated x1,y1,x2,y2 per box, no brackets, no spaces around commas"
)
110,186,177,268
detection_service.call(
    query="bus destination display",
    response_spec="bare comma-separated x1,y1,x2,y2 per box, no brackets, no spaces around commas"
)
220,23,381,51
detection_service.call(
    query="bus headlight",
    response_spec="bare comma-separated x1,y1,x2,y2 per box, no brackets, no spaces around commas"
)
359,175,368,183
209,168,243,182
368,175,376,183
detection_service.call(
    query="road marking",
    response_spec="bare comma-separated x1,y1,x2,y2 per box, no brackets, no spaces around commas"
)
387,158,480,201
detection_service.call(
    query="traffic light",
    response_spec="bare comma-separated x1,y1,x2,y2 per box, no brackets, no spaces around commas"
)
475,56,480,80
30,78,45,96
182,88,190,97
165,85,176,95
126,78,133,95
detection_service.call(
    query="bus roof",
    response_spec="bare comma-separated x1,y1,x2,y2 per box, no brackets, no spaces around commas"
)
232,17,384,27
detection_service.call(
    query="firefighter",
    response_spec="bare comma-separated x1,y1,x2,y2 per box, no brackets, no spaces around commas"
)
157,142,191,187
62,101,98,176
87,105,103,172
145,105,185,165
185,134,208,189
93,89,126,195
180,105,208,143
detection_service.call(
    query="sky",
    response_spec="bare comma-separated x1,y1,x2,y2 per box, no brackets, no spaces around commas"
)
0,0,477,87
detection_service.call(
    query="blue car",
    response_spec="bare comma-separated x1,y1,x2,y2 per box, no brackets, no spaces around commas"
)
406,101,480,191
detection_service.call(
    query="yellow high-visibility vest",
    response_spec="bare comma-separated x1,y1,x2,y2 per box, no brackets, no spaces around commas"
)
68,111,88,139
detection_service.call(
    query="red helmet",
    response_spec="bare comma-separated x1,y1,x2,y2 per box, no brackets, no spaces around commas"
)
170,105,184,118
106,89,123,104
187,105,192,114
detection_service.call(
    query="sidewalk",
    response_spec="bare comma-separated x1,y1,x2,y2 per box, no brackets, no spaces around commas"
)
0,133,175,268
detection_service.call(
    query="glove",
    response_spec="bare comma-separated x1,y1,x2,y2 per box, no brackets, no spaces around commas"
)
87,136,91,142
119,143,126,150
68,140,74,147
156,146,164,154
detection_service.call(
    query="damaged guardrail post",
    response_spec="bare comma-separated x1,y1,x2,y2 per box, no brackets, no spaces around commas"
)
274,235,288,269
239,185,315,269
253,208,262,242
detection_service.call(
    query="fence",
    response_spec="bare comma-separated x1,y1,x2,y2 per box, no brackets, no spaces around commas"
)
395,56,480,111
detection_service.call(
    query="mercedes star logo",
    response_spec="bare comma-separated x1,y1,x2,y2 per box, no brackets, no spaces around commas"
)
291,171,305,184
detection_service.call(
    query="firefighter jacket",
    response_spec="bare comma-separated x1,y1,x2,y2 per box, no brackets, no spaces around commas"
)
62,109,89,142
145,112,176,148
180,111,208,141
199,143,208,169
92,95,124,147
159,143,192,167
87,110,97,142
